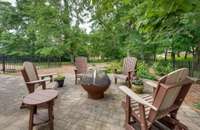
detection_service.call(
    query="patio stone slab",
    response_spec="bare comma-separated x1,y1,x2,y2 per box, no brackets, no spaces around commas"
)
0,74,200,130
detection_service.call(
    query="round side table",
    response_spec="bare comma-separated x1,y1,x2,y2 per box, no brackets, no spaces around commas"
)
23,90,58,130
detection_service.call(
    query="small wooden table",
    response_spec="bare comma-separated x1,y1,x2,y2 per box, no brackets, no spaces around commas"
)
23,90,58,130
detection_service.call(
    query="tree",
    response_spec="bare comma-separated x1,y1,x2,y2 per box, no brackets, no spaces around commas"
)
90,0,200,62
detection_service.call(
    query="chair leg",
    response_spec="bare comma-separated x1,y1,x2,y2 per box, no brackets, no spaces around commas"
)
33,106,37,114
124,98,132,129
115,77,117,84
20,102,27,109
75,77,77,84
125,123,136,130
50,75,53,82
29,106,34,130
175,122,188,130
125,109,131,126
170,110,178,119
48,101,54,130
139,104,148,130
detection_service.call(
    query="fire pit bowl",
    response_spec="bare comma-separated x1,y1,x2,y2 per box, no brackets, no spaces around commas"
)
80,70,111,99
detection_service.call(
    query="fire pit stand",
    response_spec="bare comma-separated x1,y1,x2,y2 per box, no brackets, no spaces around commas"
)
80,70,111,99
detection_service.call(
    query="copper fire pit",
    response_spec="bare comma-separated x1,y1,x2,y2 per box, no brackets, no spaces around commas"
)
81,70,111,99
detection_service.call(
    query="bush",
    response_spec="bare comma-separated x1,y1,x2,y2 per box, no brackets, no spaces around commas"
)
106,61,122,73
132,78,143,85
136,62,156,80
152,61,173,76
54,75,65,81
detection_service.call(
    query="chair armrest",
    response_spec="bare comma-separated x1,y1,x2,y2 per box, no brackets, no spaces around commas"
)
143,79,158,88
26,80,46,85
87,66,94,71
119,86,157,111
39,73,56,82
39,73,56,78
26,80,46,92
187,76,200,84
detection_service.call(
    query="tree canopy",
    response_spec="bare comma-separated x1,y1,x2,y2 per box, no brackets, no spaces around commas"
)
0,0,200,62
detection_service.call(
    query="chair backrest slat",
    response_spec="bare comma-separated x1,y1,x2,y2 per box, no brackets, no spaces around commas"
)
22,62,39,82
122,57,137,75
75,57,87,74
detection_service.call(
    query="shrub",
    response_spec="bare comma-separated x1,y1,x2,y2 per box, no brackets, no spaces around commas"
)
54,75,65,81
136,62,156,80
152,61,173,76
106,61,122,73
132,78,143,85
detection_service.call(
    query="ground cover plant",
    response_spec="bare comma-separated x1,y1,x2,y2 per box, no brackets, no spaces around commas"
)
136,62,156,80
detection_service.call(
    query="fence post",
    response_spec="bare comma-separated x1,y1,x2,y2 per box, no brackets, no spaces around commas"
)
188,61,191,76
172,60,176,70
2,55,5,73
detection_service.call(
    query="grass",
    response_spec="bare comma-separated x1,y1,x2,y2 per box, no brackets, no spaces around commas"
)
194,102,200,110
157,55,193,62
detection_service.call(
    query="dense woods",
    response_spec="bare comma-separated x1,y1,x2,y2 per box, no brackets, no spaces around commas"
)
0,0,200,62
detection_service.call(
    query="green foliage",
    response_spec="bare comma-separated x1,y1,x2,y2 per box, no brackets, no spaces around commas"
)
194,102,200,110
54,75,65,81
0,0,89,59
132,79,143,85
1,0,200,63
136,62,156,80
90,0,200,61
153,61,173,76
106,61,122,73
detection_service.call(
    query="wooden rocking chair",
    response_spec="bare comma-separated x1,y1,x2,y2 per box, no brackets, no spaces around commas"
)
74,57,88,84
114,57,137,84
119,68,193,130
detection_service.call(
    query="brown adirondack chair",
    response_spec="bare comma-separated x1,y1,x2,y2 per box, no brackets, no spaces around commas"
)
20,62,57,108
74,57,88,84
21,62,57,93
114,57,137,84
119,68,193,130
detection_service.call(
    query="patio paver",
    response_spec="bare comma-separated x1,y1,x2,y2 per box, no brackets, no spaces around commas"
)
0,74,200,130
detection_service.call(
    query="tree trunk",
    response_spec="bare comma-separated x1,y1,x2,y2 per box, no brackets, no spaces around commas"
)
153,52,156,61
177,51,180,57
2,55,5,73
171,51,176,70
197,47,200,64
192,47,195,57
184,51,188,59
59,57,62,66
164,49,168,61
70,55,75,64
153,45,157,61
47,56,50,67
194,43,200,64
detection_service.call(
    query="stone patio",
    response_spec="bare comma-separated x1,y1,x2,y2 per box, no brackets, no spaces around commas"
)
0,74,200,130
